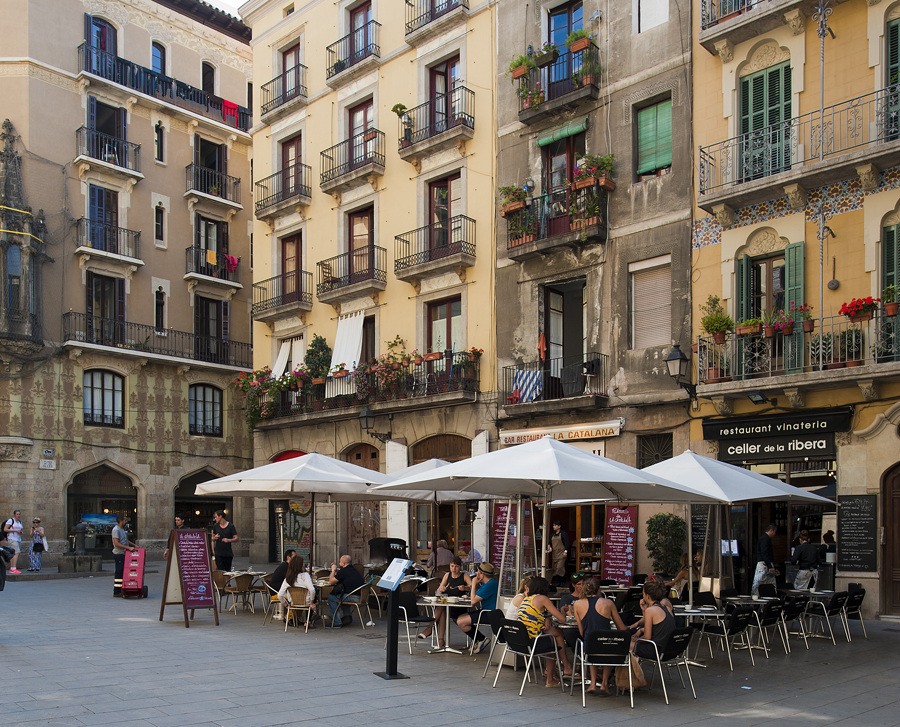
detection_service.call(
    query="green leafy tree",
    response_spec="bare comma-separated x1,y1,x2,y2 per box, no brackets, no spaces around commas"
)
645,513,687,576
305,334,332,379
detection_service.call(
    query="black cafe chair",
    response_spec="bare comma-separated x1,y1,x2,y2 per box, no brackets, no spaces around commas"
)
492,619,564,696
479,609,508,677
636,626,697,705
572,630,633,708
396,591,435,654
843,588,867,640
781,593,810,652
754,599,787,656
805,591,850,645
695,606,757,671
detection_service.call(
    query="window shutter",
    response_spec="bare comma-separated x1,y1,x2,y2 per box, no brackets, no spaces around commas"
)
221,221,229,254
193,134,200,165
84,13,93,42
636,105,658,174
117,107,126,142
632,264,672,349
657,99,672,169
85,271,94,317
785,241,804,374
116,278,126,323
222,300,229,341
88,96,97,130
736,255,751,322
889,20,900,86
884,225,899,291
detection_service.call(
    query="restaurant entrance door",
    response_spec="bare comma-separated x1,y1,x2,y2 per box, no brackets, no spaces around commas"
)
882,462,900,615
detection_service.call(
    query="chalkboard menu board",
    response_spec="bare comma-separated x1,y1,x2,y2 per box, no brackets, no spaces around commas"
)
159,529,219,627
691,505,708,551
602,506,636,586
837,495,877,572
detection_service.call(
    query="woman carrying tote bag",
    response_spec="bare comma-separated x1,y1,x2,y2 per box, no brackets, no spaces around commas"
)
28,518,45,572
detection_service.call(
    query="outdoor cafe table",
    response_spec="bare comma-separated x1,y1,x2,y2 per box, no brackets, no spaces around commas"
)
418,596,471,654
223,570,268,612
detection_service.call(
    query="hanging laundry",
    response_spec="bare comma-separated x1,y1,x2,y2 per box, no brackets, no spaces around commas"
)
223,254,238,273
206,248,217,266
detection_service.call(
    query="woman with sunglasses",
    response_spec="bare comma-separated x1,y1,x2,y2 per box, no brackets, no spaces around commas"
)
28,518,45,572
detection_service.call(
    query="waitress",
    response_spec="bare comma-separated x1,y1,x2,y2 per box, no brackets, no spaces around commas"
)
547,521,570,585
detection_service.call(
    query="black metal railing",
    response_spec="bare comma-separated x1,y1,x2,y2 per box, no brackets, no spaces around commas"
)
255,162,312,213
78,43,251,131
189,421,223,437
320,130,385,185
185,164,241,204
395,215,475,272
317,246,387,296
504,187,606,250
398,87,474,149
406,0,469,35
252,270,314,314
699,86,900,195
77,218,141,259
502,351,608,404
63,312,252,368
266,351,480,418
696,312,900,383
185,245,241,284
516,42,600,112
326,21,381,79
260,63,308,115
700,0,772,30
76,127,141,173
84,411,125,428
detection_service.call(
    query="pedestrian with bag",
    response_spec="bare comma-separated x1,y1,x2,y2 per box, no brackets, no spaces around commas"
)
3,510,24,574
112,514,137,597
28,517,46,572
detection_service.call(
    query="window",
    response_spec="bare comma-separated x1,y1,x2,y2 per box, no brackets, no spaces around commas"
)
638,0,667,32
348,99,374,166
281,233,303,303
549,2,583,97
281,133,303,195
881,224,900,361
84,14,117,77
349,2,373,62
429,56,460,133
282,43,303,103
544,132,585,236
193,135,227,196
630,256,672,349
429,174,461,254
361,315,376,364
189,385,222,437
636,99,672,176
155,205,164,242
637,433,673,468
155,287,165,332
151,42,166,75
427,296,462,353
740,62,791,180
83,370,124,428
349,206,374,279
542,278,586,374
201,62,215,95
886,20,900,140
86,271,125,345
284,4,294,16
194,296,229,363
7,246,21,317
154,121,164,162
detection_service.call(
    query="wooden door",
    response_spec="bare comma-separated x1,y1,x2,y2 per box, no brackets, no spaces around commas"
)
884,463,900,615
344,443,380,566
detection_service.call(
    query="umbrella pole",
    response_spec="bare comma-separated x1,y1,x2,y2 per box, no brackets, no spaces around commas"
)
515,495,524,592
686,504,693,609
541,490,550,580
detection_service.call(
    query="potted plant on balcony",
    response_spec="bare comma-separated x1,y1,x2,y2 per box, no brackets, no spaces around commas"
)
306,333,332,385
883,285,898,316
706,349,729,383
508,53,535,80
839,296,880,323
700,294,734,344
841,327,864,366
466,346,483,362
572,53,601,88
499,184,528,217
565,28,592,54
735,317,762,336
773,309,794,336
410,349,423,365
790,302,815,332
568,187,602,233
809,332,838,369
331,362,349,378
423,341,444,362
533,42,559,68
572,153,615,191
506,205,535,248
393,103,414,148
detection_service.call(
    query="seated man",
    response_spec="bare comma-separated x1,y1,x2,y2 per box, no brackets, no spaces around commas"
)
455,562,498,653
327,554,365,627
459,540,483,565
559,572,585,617
426,539,453,572
270,549,295,593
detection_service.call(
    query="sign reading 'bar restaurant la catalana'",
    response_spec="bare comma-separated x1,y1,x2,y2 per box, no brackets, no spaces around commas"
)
499,419,623,446
702,409,852,464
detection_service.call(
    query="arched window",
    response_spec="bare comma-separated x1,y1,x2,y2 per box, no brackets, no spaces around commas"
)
189,384,222,437
151,42,166,75
154,121,164,162
202,62,215,95
83,369,125,427
155,287,165,332
7,246,22,316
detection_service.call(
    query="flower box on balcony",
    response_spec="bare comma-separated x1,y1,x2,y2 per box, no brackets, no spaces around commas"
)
802,320,815,333
569,37,591,53
332,369,349,378
886,302,899,316
311,377,326,385
511,65,529,79
500,200,527,218
736,323,762,336
848,311,873,323
423,352,443,361
534,48,559,68
571,175,615,192
509,234,535,248
570,216,600,231
364,130,378,142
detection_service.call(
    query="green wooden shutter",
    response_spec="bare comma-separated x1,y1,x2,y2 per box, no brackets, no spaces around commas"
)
637,100,672,175
785,241,805,374
884,225,899,291
889,20,900,86
735,255,751,379
740,62,791,177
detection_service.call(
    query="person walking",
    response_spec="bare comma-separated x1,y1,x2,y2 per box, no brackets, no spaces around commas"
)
547,521,570,586
3,510,24,574
27,518,45,572
751,523,778,597
211,510,238,572
112,514,136,597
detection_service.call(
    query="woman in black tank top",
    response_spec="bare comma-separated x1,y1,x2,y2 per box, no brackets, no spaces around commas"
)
574,579,627,695
632,579,676,659
419,556,471,648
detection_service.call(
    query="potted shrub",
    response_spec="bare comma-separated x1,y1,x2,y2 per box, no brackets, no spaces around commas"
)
645,513,687,576
498,184,528,217
572,53,601,88
700,294,734,344
735,318,762,336
565,28,592,54
306,333,332,385
883,285,898,316
467,346,483,362
839,296,880,323
572,153,615,191
533,42,559,68
568,187,602,232
790,302,815,332
508,53,535,80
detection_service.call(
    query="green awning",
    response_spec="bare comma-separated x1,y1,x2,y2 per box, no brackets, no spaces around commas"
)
536,117,590,147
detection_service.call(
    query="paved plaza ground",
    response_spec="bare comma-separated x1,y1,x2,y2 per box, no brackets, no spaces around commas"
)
2,562,899,727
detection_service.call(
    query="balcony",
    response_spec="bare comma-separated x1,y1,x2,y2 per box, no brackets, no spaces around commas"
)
78,43,251,132
698,87,900,214
184,246,242,293
325,21,381,87
260,63,308,121
261,351,480,422
254,163,312,219
251,270,314,324
501,352,609,415
696,312,900,404
62,312,252,368
75,219,143,272
504,187,607,262
394,215,475,285
316,246,387,305
74,127,142,182
516,43,600,124
184,164,242,210
397,87,475,167
405,0,469,44
320,130,386,197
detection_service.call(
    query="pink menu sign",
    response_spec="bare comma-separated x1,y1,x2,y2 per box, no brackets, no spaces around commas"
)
602,505,636,586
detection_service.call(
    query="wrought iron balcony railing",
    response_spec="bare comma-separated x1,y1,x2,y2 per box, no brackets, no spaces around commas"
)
255,162,312,214
185,164,241,204
77,218,141,259
252,270,313,314
320,130,385,185
326,21,381,79
185,245,241,284
78,43,251,131
76,127,141,174
516,42,600,113
397,87,474,149
700,0,772,30
395,215,475,272
316,246,387,296
504,187,606,250
696,312,900,384
699,86,900,195
260,63,308,115
406,0,469,35
62,312,252,368
502,352,608,404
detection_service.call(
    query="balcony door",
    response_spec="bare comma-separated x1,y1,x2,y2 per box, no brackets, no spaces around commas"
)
350,2,373,63
427,296,462,378
87,97,126,164
282,43,302,103
86,271,125,345
544,133,585,237
740,62,791,181
194,296,229,363
542,279,586,395
548,1,583,99
84,14,116,77
88,185,118,253
281,133,303,198
429,56,460,134
196,215,228,277
349,99,374,167
282,234,302,304
349,207,374,283
428,174,461,259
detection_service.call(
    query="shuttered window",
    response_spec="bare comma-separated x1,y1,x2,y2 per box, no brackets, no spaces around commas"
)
630,256,672,349
740,62,792,178
889,20,900,86
884,225,899,291
636,99,672,175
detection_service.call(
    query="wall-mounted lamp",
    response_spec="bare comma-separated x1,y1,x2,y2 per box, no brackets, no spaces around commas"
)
359,407,393,443
523,178,535,194
747,391,776,406
665,344,696,400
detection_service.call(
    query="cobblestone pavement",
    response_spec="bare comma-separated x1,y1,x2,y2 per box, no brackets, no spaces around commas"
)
2,564,899,727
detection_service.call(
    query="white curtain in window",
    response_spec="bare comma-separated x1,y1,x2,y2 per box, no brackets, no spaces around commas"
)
272,340,291,378
326,311,364,397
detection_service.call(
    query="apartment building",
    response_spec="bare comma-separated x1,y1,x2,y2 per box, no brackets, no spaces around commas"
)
240,0,497,565
692,0,899,616
0,0,254,558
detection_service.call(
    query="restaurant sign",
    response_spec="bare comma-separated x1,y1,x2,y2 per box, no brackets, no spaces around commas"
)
500,419,623,446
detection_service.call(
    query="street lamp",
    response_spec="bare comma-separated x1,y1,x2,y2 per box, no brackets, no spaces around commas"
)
359,407,392,443
273,502,286,562
665,344,697,400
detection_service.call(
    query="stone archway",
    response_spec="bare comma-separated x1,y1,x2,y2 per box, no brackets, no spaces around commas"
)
67,464,136,555
174,469,231,531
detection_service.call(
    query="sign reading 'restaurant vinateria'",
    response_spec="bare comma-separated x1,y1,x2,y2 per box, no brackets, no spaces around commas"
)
499,419,624,446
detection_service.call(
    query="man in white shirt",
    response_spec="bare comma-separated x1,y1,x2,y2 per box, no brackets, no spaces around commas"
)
3,510,24,574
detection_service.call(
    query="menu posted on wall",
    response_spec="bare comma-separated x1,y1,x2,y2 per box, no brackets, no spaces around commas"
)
159,529,219,627
837,495,877,572
602,506,637,586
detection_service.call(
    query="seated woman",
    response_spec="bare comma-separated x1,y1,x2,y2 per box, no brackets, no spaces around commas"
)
277,553,316,615
631,579,676,660
515,576,573,687
665,552,699,600
505,576,532,619
573,578,627,695
418,556,471,648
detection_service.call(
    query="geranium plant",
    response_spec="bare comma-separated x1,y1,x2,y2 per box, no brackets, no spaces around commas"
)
573,152,615,181
772,309,794,332
839,297,880,317
498,184,528,205
789,302,813,321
